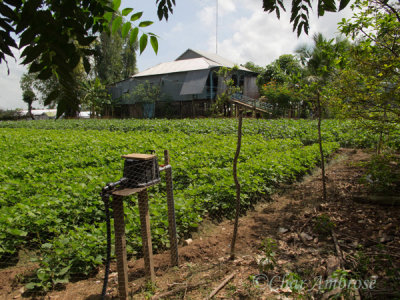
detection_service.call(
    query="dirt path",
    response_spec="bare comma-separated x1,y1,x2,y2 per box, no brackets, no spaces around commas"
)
2,149,400,299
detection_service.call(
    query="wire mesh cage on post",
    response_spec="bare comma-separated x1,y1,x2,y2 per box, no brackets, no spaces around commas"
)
120,153,161,189
100,151,178,299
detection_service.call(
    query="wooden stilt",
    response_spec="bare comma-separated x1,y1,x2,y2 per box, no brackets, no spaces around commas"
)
112,195,129,299
138,189,155,282
164,150,179,266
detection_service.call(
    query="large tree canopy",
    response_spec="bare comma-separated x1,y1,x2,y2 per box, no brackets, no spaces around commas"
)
1,0,352,79
1,0,354,85
0,0,174,79
330,0,400,125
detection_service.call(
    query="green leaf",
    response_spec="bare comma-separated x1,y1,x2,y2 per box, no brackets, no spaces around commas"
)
19,29,36,48
130,12,143,22
111,16,123,35
37,68,52,80
37,269,50,281
139,21,153,28
297,21,304,37
44,90,60,106
41,243,53,249
112,0,121,11
121,22,131,39
8,228,28,237
103,12,113,22
339,0,350,11
25,282,38,290
150,35,158,54
57,266,70,276
130,27,139,44
29,62,45,73
83,57,91,74
317,0,325,16
53,278,69,284
121,8,133,16
139,34,148,54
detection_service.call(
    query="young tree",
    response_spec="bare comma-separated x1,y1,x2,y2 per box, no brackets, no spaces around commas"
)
296,33,350,201
20,63,86,118
81,78,111,117
243,61,265,74
94,17,138,84
213,66,241,116
257,55,304,118
331,0,400,152
22,90,36,120
258,54,304,86
123,81,162,118
124,81,161,104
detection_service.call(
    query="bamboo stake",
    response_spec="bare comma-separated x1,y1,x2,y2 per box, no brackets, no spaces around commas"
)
207,272,236,299
317,92,327,202
151,281,207,300
230,110,243,260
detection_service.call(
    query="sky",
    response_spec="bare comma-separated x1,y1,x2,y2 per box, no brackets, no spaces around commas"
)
0,0,353,110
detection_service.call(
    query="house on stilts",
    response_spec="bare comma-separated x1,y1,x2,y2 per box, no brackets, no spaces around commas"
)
108,49,259,118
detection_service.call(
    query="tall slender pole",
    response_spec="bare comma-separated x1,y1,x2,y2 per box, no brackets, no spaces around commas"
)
138,189,155,282
112,195,129,299
216,0,218,54
230,110,243,259
164,150,179,266
317,92,327,202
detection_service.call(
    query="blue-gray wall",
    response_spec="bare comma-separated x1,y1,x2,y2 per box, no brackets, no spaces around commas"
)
108,68,258,105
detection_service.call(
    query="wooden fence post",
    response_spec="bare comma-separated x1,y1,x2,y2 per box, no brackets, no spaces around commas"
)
164,150,179,266
112,195,129,299
138,189,156,282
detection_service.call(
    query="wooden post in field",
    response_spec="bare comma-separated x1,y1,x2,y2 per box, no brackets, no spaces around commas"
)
164,150,179,266
137,189,156,282
112,195,129,299
112,186,156,296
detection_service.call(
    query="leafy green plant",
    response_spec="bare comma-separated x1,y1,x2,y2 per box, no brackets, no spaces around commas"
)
282,272,305,294
323,269,351,298
313,214,335,235
0,118,394,290
258,237,278,272
360,154,400,193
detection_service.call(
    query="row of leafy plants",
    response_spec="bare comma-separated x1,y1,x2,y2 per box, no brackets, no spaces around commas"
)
0,119,398,290
1,118,400,149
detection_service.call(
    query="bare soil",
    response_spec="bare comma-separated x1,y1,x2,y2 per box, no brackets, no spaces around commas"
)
1,148,400,300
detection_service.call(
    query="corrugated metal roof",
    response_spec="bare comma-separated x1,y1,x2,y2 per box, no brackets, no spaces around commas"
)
177,49,251,72
133,57,219,77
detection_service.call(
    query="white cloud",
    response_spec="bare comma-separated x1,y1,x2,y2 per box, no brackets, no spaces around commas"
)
219,0,236,15
197,0,236,29
197,5,216,27
241,0,262,11
216,4,354,67
0,50,27,110
172,22,184,33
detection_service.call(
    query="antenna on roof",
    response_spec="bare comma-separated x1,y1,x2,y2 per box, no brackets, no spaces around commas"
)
216,0,218,54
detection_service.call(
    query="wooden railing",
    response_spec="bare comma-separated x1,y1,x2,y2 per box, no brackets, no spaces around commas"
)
231,93,271,113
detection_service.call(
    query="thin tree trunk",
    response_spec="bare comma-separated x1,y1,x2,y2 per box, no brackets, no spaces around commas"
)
378,130,383,155
317,93,327,202
377,109,387,155
230,110,243,260
28,103,35,120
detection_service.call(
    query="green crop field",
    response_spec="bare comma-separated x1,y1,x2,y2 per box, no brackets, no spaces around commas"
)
0,118,398,290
